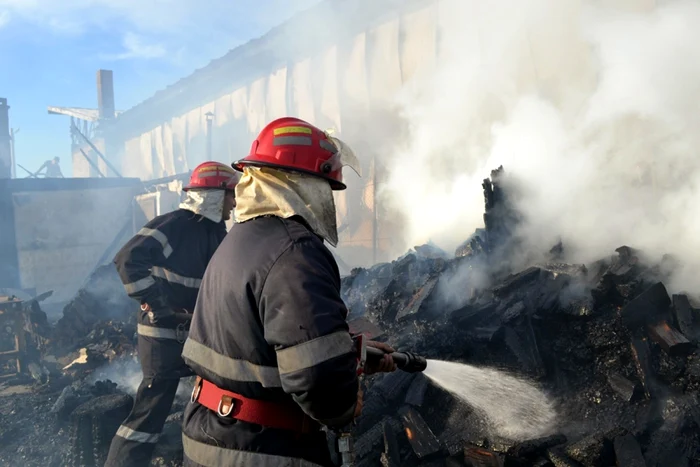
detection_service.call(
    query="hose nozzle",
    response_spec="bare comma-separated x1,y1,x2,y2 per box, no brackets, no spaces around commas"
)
365,346,427,373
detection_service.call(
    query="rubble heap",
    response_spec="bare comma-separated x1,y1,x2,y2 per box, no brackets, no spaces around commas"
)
340,169,700,467
54,264,135,347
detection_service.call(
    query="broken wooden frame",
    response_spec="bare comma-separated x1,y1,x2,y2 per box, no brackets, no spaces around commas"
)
0,297,27,380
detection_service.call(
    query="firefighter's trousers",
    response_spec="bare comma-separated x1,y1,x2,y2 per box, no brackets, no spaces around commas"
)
105,318,192,467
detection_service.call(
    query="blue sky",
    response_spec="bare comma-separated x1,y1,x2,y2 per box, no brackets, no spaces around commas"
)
0,0,320,176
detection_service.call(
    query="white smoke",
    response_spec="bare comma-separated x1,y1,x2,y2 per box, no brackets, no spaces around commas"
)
88,357,194,402
380,0,700,293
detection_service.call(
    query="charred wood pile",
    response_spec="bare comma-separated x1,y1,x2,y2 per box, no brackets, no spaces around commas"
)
339,168,700,467
0,166,699,466
0,264,141,466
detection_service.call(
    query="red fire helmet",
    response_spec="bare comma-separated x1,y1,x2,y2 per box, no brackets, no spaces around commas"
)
184,161,240,191
233,117,361,190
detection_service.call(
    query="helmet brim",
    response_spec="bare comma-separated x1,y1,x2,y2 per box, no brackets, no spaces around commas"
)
232,160,347,190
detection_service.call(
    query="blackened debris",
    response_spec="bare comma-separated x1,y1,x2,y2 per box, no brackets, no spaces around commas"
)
67,393,133,467
7,165,700,467
621,282,672,331
563,428,624,467
463,445,505,466
399,406,442,459
506,434,567,460
404,373,429,407
631,337,658,399
672,294,698,342
647,321,694,357
380,419,402,467
607,372,641,403
613,433,646,467
54,264,135,346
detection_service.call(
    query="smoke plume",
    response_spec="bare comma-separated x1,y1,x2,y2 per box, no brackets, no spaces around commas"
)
380,0,700,293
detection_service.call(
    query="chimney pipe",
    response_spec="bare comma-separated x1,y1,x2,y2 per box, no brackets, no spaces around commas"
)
0,98,11,179
97,70,115,120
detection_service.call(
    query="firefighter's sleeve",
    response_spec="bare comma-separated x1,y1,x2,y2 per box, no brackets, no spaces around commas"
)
261,240,359,428
113,223,174,309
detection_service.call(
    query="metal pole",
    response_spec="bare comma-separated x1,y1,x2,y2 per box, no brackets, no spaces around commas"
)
372,154,378,265
79,148,106,178
16,163,36,178
205,112,214,160
71,122,123,177
9,128,17,179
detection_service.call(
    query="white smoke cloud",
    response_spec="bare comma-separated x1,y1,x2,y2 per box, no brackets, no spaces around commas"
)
380,0,700,293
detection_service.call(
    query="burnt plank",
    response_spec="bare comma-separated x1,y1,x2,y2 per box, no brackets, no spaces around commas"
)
398,406,441,459
463,446,505,467
630,337,657,399
405,373,429,407
613,434,646,467
609,246,640,278
446,455,468,467
621,282,671,330
607,372,641,403
507,434,568,459
355,416,401,459
492,267,542,298
504,316,545,377
379,420,401,467
375,371,416,403
672,294,696,340
396,276,439,322
564,428,624,467
647,321,694,357
547,447,585,467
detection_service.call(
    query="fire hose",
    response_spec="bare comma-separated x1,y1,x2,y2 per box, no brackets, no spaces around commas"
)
335,335,428,467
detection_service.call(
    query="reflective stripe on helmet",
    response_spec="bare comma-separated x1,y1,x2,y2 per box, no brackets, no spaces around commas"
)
273,136,313,146
272,125,312,135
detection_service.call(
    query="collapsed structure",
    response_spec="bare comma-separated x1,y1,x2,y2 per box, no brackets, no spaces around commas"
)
0,167,698,467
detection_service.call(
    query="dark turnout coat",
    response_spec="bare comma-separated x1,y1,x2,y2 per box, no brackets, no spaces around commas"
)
114,208,227,315
181,215,359,467
105,208,226,467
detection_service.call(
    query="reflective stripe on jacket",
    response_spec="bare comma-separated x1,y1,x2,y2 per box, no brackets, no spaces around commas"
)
114,208,226,311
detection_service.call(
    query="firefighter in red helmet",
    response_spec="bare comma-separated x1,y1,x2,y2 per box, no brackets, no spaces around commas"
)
181,118,396,466
105,161,240,467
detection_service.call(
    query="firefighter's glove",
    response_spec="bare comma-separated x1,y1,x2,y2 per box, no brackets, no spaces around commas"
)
141,303,175,326
364,341,398,374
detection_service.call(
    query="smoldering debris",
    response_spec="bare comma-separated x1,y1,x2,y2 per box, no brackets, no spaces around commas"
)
0,259,191,466
3,167,700,467
0,262,186,467
343,167,700,467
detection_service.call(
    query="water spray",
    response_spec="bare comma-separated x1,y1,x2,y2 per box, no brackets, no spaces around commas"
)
335,335,557,465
